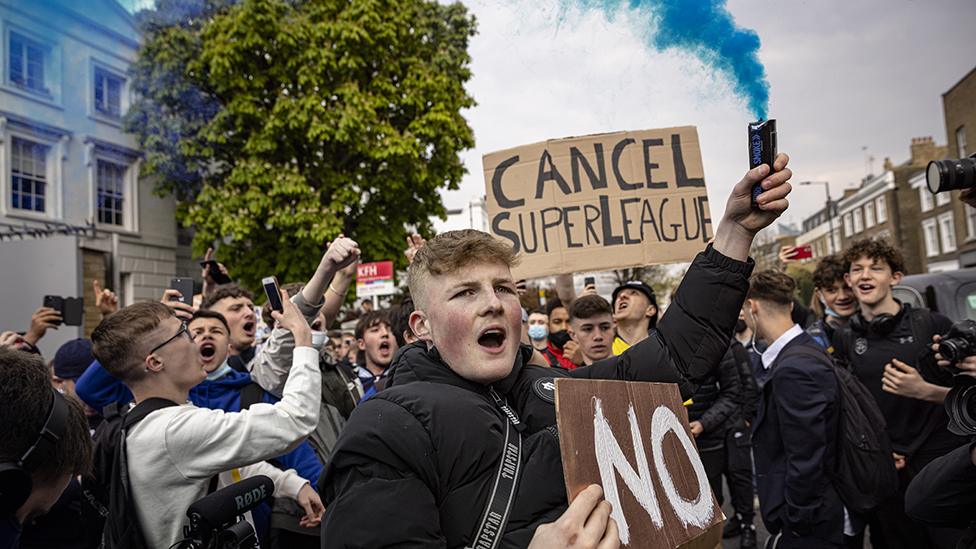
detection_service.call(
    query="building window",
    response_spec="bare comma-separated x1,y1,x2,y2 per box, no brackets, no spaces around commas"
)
923,219,940,257
10,137,49,213
96,160,126,226
936,190,951,207
967,204,976,240
938,212,957,253
8,32,46,94
865,201,875,228
853,208,864,233
920,186,934,212
958,126,969,159
94,68,123,118
844,213,853,237
876,196,888,223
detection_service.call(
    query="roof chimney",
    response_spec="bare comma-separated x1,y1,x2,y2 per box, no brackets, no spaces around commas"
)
910,136,945,167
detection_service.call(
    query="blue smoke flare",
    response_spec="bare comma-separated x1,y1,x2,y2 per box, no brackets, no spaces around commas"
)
562,0,770,119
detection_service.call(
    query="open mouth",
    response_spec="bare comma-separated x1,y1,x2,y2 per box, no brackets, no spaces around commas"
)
242,321,255,336
477,327,507,352
378,341,392,354
617,301,629,312
199,342,217,361
856,283,875,294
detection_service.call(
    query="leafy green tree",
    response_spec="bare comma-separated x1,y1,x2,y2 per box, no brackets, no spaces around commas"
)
126,0,476,289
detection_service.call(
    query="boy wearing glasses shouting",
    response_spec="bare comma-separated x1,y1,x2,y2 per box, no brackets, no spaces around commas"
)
90,291,322,549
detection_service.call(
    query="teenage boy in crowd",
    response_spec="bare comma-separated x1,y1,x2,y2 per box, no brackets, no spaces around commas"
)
162,237,360,396
527,310,550,352
807,255,857,352
90,294,323,548
611,281,658,355
568,295,616,366
834,238,964,548
78,307,325,545
542,298,577,369
745,269,846,548
1,349,92,549
354,310,399,400
318,155,793,547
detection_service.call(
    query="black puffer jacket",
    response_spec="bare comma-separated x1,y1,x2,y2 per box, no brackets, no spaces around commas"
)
687,346,741,451
318,245,752,548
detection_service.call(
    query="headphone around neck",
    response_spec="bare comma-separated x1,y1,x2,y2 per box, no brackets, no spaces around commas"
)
0,389,69,517
849,304,905,336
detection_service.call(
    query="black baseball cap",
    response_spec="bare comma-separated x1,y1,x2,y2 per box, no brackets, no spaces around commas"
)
612,281,657,309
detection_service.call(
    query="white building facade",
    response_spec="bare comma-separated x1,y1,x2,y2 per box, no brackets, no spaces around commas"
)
0,0,181,354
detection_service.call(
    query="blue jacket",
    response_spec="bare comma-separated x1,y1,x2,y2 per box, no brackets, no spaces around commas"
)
75,361,323,543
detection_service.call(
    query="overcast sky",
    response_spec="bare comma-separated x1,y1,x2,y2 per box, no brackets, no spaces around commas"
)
436,0,976,232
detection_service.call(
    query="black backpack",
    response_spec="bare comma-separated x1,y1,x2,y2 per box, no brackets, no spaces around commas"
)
778,344,899,515
83,398,180,549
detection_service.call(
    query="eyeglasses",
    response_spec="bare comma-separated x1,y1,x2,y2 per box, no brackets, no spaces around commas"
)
147,321,192,357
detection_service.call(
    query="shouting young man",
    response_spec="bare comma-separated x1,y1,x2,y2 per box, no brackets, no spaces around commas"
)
318,155,793,547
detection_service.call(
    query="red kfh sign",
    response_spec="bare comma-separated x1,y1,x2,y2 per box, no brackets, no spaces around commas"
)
356,261,395,298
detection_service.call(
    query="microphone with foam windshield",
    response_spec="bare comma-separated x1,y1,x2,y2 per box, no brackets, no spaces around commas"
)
183,475,272,547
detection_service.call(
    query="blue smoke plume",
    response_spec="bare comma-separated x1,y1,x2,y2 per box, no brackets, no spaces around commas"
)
561,0,770,119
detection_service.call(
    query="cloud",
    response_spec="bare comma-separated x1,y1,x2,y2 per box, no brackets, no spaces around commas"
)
438,0,976,234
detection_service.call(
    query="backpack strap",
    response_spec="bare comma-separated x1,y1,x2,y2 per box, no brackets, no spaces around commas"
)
908,306,935,349
121,398,178,430
238,382,265,411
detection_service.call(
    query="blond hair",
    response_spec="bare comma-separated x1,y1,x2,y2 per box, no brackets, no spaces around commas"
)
408,230,518,307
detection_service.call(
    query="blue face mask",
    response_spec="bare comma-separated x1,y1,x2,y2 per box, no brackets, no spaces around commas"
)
824,306,844,319
527,325,548,341
206,361,233,381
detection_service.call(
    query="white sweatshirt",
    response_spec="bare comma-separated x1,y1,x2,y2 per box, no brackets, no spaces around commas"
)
126,346,321,548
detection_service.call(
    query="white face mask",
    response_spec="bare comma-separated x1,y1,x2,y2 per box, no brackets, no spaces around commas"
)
206,361,233,381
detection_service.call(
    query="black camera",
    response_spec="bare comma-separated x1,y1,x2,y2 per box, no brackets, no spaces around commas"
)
937,320,976,366
927,153,976,194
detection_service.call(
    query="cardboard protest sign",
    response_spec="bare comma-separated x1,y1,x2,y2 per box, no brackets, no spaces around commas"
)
555,378,723,549
483,127,712,280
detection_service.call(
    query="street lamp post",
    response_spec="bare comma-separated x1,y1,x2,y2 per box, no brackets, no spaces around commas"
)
799,181,835,254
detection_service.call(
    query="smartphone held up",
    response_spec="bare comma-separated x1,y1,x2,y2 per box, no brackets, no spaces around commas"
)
262,277,284,315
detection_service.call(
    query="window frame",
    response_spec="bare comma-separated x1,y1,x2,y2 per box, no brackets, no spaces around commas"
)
958,126,969,160
1,124,63,221
875,196,888,223
920,186,935,212
89,60,128,124
9,136,50,214
853,208,864,233
85,140,140,233
922,218,940,258
843,213,853,237
864,201,875,228
966,204,976,241
7,31,48,95
938,211,957,253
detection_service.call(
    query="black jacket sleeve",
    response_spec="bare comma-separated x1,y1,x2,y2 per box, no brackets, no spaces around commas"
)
571,244,753,400
906,441,976,527
319,397,447,547
773,360,837,534
699,350,742,434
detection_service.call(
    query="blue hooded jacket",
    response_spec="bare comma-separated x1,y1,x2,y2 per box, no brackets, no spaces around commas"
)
75,361,323,543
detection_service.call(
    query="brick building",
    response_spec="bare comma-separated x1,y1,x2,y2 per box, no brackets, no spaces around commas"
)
836,137,946,275
923,66,976,270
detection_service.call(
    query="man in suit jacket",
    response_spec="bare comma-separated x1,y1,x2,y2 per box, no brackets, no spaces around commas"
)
744,270,847,549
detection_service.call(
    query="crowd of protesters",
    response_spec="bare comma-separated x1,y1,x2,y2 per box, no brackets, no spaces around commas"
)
4,153,976,549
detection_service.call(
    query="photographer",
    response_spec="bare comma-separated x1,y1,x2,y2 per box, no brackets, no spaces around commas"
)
905,346,976,548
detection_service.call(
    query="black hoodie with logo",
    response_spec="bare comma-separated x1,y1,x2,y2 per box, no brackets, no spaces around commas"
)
318,245,753,548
